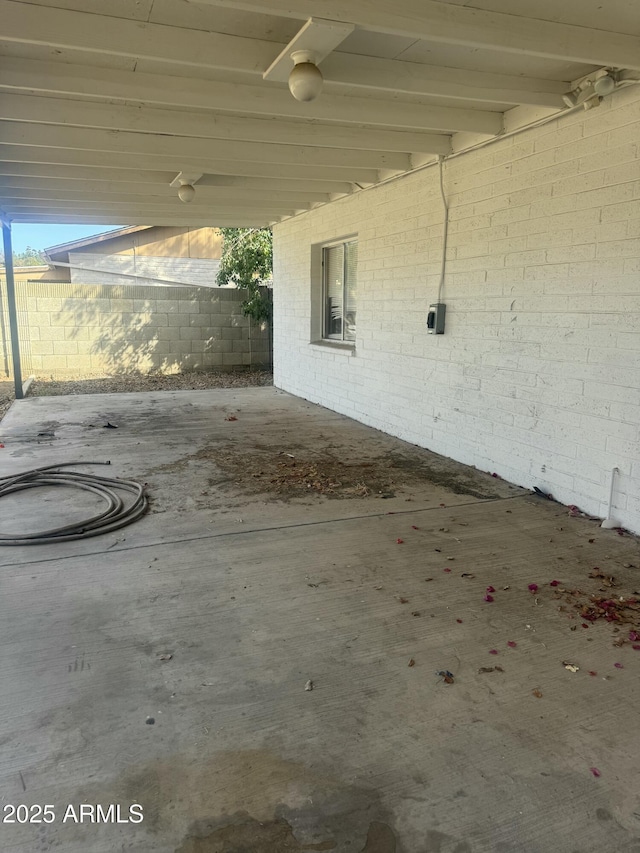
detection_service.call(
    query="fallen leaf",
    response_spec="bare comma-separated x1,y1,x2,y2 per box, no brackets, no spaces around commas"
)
411,525,419,530
157,654,173,661
411,611,421,617
588,671,598,677
398,597,409,604
304,680,313,691
532,689,543,698
461,573,475,578
425,578,434,582
563,661,580,673
456,618,463,623
225,415,238,422
408,658,415,667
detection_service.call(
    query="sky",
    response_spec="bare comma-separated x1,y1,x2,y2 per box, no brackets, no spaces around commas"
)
9,223,124,254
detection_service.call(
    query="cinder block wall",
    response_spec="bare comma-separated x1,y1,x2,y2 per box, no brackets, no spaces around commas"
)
273,85,640,533
0,282,270,377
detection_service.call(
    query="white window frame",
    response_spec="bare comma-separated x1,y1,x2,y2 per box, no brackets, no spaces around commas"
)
322,238,357,344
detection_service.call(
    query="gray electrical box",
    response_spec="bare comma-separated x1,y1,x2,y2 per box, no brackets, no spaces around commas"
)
427,303,446,334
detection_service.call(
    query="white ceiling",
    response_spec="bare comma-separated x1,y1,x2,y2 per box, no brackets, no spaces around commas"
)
0,0,638,227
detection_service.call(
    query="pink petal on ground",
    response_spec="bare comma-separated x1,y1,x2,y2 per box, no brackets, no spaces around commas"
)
550,580,560,587
396,539,404,544
484,594,494,602
633,645,640,651
614,662,624,669
443,568,452,573
629,631,640,641
507,641,517,648
486,586,496,593
456,619,463,624
489,649,499,655
411,525,419,530
590,767,601,778
528,583,539,593
588,671,598,677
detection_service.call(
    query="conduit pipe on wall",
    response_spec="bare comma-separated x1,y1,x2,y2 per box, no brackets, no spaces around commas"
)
601,466,620,529
436,154,449,305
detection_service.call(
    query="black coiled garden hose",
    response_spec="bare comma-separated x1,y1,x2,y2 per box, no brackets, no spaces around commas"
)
0,462,148,545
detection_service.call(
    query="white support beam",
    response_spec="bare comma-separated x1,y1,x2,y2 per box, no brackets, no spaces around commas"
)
0,82,453,155
9,215,275,226
199,0,640,70
3,202,298,217
0,163,355,195
0,145,380,184
321,53,567,109
0,58,497,136
0,184,331,204
0,32,570,111
0,0,276,73
0,122,411,171
263,17,354,82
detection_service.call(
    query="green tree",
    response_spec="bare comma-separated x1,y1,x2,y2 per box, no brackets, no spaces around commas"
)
0,246,46,267
216,228,273,323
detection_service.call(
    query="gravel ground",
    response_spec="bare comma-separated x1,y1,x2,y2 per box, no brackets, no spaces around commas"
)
0,371,273,423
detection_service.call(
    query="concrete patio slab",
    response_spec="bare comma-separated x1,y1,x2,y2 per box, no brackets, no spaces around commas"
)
0,388,638,853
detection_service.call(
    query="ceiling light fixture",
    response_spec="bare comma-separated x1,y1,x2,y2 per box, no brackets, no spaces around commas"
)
178,183,196,203
170,171,202,203
288,50,323,102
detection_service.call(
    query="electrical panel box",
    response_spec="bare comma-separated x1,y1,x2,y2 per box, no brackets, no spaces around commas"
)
427,303,446,334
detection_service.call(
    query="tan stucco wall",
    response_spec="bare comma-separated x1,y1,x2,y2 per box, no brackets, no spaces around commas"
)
70,227,223,259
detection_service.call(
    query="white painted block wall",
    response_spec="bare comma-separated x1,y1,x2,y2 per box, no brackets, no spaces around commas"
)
273,85,640,533
69,252,220,288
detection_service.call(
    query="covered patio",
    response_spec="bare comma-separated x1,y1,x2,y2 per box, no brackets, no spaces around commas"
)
1,1,640,849
0,387,638,852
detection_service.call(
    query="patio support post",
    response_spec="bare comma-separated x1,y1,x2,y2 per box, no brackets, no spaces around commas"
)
1,220,24,400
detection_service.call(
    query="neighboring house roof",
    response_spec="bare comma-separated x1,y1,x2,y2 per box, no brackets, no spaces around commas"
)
44,226,149,263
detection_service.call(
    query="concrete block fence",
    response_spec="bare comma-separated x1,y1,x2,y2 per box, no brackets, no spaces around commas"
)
0,281,271,378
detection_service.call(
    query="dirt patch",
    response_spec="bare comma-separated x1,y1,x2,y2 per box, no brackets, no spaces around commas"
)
195,444,502,502
28,370,273,398
0,381,12,424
